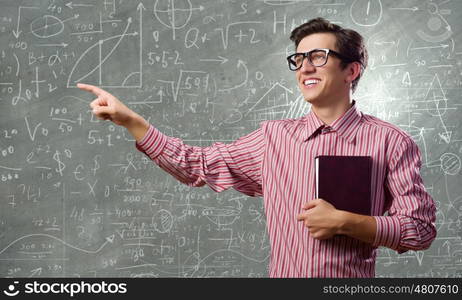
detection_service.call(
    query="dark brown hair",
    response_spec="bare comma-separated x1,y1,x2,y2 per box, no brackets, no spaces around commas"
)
290,18,368,93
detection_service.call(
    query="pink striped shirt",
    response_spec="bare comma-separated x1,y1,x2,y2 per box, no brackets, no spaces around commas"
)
135,100,436,277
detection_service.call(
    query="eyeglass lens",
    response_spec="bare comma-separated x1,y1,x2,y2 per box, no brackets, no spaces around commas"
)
290,50,328,70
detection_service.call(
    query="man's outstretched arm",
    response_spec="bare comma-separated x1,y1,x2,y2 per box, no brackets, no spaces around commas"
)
78,83,264,197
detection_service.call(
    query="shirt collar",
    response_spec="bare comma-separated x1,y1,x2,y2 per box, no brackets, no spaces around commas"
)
303,100,363,144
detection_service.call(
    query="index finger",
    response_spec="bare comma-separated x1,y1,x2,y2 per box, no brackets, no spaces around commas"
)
77,83,106,96
303,200,317,210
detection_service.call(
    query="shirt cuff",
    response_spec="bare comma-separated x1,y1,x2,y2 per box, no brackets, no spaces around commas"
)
135,124,168,159
372,216,401,250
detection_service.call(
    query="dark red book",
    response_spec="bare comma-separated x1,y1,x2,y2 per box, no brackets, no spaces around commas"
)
315,155,372,215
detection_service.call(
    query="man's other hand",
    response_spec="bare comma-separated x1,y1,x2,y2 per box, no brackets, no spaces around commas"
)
297,198,345,240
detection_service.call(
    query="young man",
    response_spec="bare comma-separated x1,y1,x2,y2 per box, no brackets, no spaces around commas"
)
78,18,436,277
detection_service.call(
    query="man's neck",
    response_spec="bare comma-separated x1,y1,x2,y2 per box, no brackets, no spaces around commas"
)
311,98,353,126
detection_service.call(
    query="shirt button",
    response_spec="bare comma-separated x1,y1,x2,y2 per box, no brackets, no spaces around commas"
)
322,127,332,134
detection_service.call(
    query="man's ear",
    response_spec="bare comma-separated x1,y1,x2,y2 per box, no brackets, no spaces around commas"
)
345,61,361,84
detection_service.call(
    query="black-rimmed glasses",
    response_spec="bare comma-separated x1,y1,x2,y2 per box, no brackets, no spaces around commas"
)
286,48,353,71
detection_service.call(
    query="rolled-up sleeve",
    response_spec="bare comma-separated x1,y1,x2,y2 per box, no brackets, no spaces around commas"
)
373,135,437,254
135,124,264,197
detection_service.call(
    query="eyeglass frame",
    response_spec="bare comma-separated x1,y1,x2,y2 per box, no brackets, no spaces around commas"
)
286,48,356,71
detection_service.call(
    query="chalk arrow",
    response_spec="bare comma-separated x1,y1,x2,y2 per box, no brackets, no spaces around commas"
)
13,6,39,39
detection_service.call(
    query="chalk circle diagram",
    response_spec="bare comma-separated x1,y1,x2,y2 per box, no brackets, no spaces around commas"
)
151,209,174,233
440,153,461,176
417,1,452,43
67,17,141,88
30,15,65,38
153,0,195,40
350,0,383,27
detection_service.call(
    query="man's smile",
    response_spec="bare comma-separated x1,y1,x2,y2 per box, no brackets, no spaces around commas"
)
301,77,322,89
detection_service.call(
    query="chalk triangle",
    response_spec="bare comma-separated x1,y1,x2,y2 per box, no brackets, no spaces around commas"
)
439,131,452,144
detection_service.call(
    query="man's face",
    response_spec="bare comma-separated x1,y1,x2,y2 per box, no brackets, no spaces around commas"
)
295,33,351,106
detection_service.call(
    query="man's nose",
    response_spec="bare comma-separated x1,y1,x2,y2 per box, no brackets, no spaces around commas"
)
299,57,316,73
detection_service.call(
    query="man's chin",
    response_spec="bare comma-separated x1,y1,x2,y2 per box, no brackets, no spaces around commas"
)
303,95,320,104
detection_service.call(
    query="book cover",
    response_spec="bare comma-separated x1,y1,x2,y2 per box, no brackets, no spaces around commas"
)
315,155,372,215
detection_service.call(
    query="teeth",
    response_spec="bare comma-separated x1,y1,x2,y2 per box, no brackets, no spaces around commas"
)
304,79,320,86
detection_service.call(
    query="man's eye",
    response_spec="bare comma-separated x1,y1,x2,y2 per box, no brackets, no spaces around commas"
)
312,54,325,60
